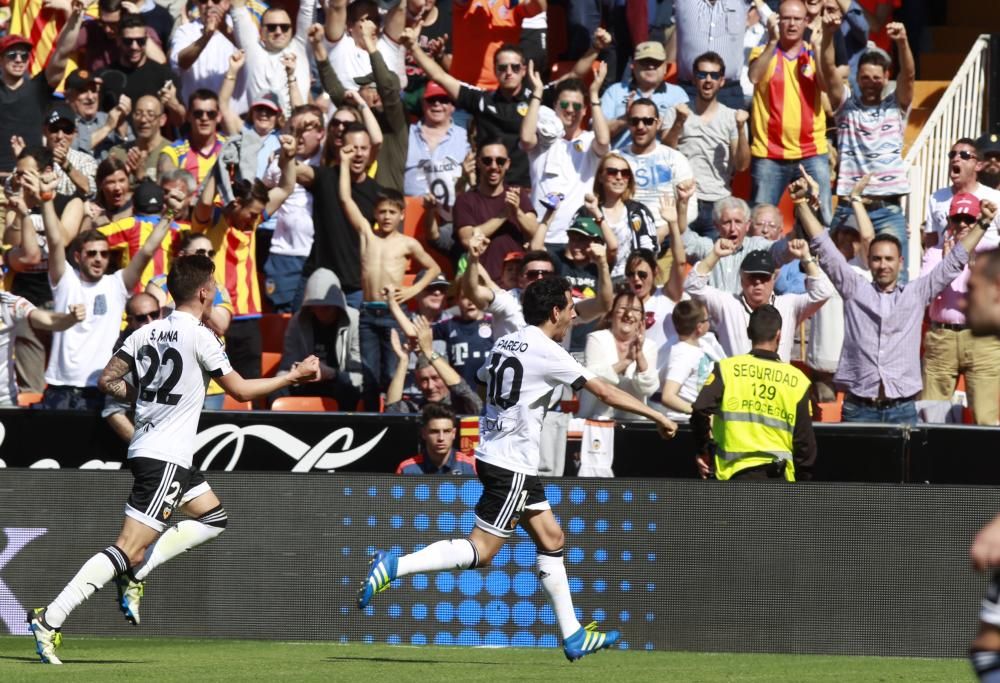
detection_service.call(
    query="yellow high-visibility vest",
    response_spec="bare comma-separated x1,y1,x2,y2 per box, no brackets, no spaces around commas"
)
711,353,810,482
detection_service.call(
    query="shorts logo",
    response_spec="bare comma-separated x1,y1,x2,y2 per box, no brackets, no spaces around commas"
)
162,506,172,521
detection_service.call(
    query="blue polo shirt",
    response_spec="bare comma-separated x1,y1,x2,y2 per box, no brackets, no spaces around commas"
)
601,78,688,149
396,449,478,476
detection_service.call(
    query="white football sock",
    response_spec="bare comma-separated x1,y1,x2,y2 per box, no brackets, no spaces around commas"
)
134,519,225,581
395,539,477,577
46,546,129,628
537,552,582,639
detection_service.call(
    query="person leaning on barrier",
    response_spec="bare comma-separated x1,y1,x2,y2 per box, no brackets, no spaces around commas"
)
395,403,477,476
690,304,816,482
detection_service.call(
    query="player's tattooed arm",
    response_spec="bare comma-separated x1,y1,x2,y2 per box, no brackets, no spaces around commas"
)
98,355,137,403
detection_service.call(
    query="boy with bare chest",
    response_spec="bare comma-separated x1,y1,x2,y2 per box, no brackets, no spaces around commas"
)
340,144,441,409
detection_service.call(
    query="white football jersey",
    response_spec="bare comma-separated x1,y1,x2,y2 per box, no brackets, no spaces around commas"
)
475,325,596,475
116,311,233,468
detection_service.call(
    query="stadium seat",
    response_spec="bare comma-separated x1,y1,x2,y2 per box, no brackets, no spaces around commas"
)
259,313,291,354
261,351,282,378
271,396,339,412
817,392,844,423
223,395,253,411
17,392,43,407
403,195,455,279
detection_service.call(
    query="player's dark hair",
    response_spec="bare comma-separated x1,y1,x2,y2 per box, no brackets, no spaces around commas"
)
693,51,726,75
520,250,554,273
747,304,782,345
628,97,659,117
347,0,382,29
673,299,707,337
376,188,406,211
421,402,458,429
522,276,572,326
168,255,216,305
17,146,53,171
870,232,902,256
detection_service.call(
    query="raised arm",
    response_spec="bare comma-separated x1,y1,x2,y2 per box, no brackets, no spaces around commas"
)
194,167,218,225
819,10,846,110
887,22,915,111
122,189,185,291
520,61,544,152
338,144,371,237
324,0,348,43
848,174,876,264
563,28,612,84
732,109,751,173
414,315,463,387
460,231,497,309
282,52,305,108
748,15,780,85
310,24,347,106
176,2,227,70
46,0,85,87
219,50,246,136
264,134,298,215
589,62,610,156
366,26,405,133
385,328,411,405
35,172,69,284
575,242,613,322
398,27,462,100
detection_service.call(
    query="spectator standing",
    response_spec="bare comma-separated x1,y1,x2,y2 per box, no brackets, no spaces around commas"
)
39,174,180,410
73,0,167,73
924,138,1000,250
521,63,610,249
793,177,997,424
578,289,660,420
977,134,1000,191
403,81,471,227
158,90,225,185
229,0,312,116
395,404,477,475
104,14,184,123
921,194,1000,425
619,98,698,240
171,0,249,116
691,304,816,480
659,300,715,422
275,268,362,409
671,0,749,110
0,22,77,173
663,51,750,239
108,95,170,183
324,0,407,93
748,0,832,224
453,140,539,281
602,42,688,150
449,0,545,91
685,242,833,360
821,19,914,264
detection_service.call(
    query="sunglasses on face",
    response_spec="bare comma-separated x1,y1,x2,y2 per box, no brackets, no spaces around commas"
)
252,106,278,117
192,109,218,120
200,0,224,4
122,36,147,47
480,156,508,167
84,249,110,258
558,100,583,112
629,116,656,127
626,270,650,280
496,63,522,74
425,96,450,106
604,167,632,178
4,49,30,62
185,248,216,257
949,150,977,160
130,311,160,323
523,269,553,280
950,215,977,226
330,118,353,128
695,69,722,81
264,23,292,33
48,121,76,134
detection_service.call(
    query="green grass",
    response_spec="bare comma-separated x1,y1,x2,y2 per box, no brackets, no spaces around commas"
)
0,636,971,682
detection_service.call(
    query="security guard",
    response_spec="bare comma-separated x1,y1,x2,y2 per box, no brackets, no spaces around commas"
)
691,305,816,481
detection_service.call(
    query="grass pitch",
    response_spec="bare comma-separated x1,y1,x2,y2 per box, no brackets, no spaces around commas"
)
0,636,970,682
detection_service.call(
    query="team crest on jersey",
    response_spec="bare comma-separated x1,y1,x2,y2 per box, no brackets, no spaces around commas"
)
516,102,529,117
592,438,602,450
631,216,642,233
800,62,814,78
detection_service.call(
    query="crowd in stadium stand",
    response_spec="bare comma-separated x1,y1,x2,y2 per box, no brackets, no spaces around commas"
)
1,0,998,445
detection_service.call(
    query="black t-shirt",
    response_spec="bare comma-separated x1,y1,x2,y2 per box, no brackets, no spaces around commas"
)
0,73,54,172
455,85,537,187
142,5,174,50
551,249,599,353
312,319,341,371
105,61,181,105
305,165,381,293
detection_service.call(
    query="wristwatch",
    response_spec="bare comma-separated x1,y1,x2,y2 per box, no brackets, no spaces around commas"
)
802,256,818,265
427,351,442,363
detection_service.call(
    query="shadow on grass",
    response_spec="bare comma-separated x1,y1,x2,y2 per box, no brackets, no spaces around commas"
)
0,655,147,665
326,655,510,666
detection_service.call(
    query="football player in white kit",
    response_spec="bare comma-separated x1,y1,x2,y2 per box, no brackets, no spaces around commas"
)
357,275,678,661
28,256,320,665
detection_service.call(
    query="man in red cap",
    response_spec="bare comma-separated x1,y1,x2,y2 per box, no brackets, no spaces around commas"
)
924,137,1000,249
0,11,82,174
403,81,471,232
920,192,1000,425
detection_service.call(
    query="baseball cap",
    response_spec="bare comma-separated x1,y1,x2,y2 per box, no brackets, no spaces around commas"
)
250,92,281,112
633,41,666,63
354,73,376,88
0,34,31,55
566,216,604,242
65,69,98,92
134,180,165,215
976,133,1000,157
949,192,980,219
45,103,76,127
503,250,525,264
423,81,449,101
740,250,776,275
419,270,450,290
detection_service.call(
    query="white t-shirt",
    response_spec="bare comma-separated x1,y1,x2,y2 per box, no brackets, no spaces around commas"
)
326,35,408,92
170,18,249,115
620,142,698,227
46,268,128,388
118,310,233,468
527,128,600,245
0,292,36,405
475,325,596,475
663,340,714,422
924,183,1000,249
487,287,527,339
264,151,319,257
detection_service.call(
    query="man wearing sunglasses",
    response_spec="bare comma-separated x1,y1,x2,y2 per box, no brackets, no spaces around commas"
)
0,17,79,174
159,90,224,185
101,14,183,126
230,0,313,116
325,0,408,93
73,0,168,74
918,193,1000,426
43,103,99,200
924,138,1000,251
671,0,748,111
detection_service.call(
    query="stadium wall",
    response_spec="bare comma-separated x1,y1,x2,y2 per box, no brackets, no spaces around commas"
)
0,472,989,656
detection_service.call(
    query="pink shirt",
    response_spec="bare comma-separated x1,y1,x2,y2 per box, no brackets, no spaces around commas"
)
920,243,989,325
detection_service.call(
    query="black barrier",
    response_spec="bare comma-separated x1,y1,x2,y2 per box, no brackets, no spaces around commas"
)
0,471,991,656
0,408,998,482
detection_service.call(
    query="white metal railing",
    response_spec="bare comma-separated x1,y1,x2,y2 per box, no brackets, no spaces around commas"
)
904,35,991,274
